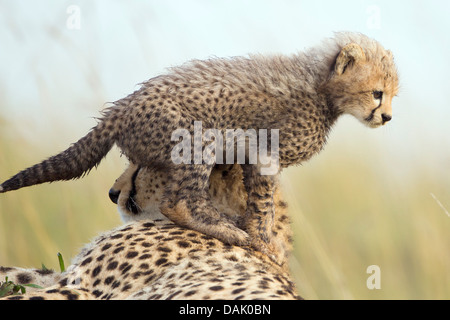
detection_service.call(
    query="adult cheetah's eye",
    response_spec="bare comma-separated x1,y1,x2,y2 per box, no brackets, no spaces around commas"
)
373,91,383,100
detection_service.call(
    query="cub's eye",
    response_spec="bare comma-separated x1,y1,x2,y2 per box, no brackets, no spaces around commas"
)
373,91,383,100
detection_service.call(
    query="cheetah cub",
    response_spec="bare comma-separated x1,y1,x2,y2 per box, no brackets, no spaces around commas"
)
0,32,399,258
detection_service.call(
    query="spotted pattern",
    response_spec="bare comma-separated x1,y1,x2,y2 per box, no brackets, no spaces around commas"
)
1,220,300,300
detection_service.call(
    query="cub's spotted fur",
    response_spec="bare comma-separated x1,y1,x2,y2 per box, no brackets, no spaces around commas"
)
0,32,399,259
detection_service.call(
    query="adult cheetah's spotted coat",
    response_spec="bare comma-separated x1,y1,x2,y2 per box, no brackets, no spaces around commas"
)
0,162,298,300
1,220,299,300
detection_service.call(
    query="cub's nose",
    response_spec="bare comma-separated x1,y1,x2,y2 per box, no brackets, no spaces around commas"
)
381,113,392,124
109,188,120,204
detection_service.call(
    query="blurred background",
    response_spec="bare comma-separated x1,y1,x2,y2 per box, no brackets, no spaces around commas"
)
0,0,449,299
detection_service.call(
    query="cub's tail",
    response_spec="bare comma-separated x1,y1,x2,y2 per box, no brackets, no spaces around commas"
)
0,115,118,193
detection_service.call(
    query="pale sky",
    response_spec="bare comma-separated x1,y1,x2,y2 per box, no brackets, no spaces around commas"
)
0,0,449,170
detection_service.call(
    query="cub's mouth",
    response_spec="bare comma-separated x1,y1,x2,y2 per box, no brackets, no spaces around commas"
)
365,118,383,128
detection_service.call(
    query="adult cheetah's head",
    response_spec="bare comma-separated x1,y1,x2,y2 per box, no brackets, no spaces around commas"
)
108,163,247,224
108,163,168,223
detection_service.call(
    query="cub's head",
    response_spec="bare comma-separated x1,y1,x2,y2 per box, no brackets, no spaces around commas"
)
321,34,399,128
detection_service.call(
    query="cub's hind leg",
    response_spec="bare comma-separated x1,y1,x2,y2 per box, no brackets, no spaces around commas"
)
160,163,249,246
241,164,281,263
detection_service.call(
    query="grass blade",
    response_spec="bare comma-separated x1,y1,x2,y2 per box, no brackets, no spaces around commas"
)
57,252,66,272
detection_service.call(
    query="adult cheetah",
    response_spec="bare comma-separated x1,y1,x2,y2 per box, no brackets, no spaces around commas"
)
0,164,298,300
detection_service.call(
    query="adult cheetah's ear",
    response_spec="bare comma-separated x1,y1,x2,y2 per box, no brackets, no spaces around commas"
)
334,43,366,75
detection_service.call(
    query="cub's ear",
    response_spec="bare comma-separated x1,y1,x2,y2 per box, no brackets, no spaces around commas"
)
381,49,393,62
335,43,365,75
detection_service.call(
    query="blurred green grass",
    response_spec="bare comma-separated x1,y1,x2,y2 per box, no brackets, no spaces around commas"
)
283,144,450,299
0,120,449,299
